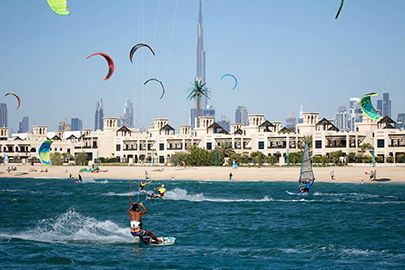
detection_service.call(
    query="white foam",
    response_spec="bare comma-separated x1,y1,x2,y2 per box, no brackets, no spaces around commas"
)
164,188,272,203
0,208,133,244
313,192,380,198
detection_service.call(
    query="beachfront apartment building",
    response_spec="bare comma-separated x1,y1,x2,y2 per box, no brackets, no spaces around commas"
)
0,112,405,165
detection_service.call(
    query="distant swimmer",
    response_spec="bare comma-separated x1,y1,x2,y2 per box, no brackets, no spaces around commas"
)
128,202,162,244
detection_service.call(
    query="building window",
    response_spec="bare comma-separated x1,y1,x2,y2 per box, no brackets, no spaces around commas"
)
159,156,165,164
377,139,384,148
258,141,264,149
159,143,164,151
116,144,121,151
207,142,212,150
315,140,322,149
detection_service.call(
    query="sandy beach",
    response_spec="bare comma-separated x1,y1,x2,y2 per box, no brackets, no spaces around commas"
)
2,164,404,183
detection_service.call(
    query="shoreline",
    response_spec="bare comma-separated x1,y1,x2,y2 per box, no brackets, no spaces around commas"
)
1,165,404,184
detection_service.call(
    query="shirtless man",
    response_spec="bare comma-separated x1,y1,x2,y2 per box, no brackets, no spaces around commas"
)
128,202,162,244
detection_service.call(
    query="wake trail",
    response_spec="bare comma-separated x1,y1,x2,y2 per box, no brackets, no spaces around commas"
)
0,208,134,244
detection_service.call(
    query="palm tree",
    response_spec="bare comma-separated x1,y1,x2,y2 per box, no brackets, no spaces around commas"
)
187,79,211,127
217,141,235,163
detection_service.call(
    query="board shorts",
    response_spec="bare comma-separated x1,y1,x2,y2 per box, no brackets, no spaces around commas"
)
131,229,146,237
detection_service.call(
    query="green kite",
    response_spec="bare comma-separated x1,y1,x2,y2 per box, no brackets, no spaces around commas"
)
47,0,70,16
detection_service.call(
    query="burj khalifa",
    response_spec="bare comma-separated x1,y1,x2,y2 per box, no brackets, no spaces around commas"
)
190,0,215,128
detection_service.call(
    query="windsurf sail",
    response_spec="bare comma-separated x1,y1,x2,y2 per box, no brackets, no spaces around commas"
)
298,143,315,192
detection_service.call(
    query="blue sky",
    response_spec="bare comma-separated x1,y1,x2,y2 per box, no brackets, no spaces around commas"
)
0,0,404,131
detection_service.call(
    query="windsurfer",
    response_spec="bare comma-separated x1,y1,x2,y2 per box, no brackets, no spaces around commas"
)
299,180,313,194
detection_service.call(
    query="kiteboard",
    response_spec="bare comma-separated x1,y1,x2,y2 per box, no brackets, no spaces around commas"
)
142,236,176,246
286,190,309,196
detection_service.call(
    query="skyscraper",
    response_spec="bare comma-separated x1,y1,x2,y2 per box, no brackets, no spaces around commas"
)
196,0,206,108
217,115,230,133
377,99,383,115
190,0,215,128
58,121,71,131
71,118,83,131
397,113,405,130
94,99,104,130
18,116,29,133
0,103,8,127
348,97,362,131
119,99,134,128
335,106,349,131
382,92,391,118
285,112,297,129
235,106,248,125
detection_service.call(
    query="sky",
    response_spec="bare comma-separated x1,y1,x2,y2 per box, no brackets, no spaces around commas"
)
0,0,404,132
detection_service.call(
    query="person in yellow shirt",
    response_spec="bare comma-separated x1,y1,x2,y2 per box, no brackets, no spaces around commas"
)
157,184,166,199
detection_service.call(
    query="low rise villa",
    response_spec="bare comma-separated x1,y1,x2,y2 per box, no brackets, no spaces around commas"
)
1,112,404,165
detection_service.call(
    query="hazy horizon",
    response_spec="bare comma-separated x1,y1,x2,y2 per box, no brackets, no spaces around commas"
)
1,0,404,132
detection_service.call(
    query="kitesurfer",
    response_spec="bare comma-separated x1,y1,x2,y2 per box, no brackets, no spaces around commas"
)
157,184,166,198
139,180,147,191
128,202,162,244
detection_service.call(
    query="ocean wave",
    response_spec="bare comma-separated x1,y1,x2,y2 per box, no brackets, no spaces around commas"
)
164,188,271,203
0,208,134,244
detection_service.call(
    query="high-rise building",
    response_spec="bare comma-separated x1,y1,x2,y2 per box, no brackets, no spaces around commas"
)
217,115,230,133
190,105,216,128
0,103,7,127
235,106,248,125
397,113,405,130
196,0,207,108
18,116,29,133
377,99,383,115
298,105,304,124
191,0,212,128
348,97,362,131
335,106,349,131
382,92,391,118
71,118,83,131
119,99,134,128
285,112,297,129
94,99,104,130
58,120,71,131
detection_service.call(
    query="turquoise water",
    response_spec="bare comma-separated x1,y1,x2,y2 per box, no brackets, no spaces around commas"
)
0,178,404,269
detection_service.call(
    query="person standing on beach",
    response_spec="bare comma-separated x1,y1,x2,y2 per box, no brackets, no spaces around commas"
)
330,170,335,180
128,202,162,244
229,172,233,180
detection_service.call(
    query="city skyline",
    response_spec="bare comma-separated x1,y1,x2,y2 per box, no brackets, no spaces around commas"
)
1,1,404,132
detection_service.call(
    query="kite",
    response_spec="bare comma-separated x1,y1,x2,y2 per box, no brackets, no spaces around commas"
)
47,0,70,16
4,92,21,110
360,93,382,121
144,78,165,99
86,52,115,80
38,140,53,167
335,0,344,20
220,74,238,90
129,43,156,63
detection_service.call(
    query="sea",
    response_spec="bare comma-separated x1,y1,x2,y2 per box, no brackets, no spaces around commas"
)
0,177,404,269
